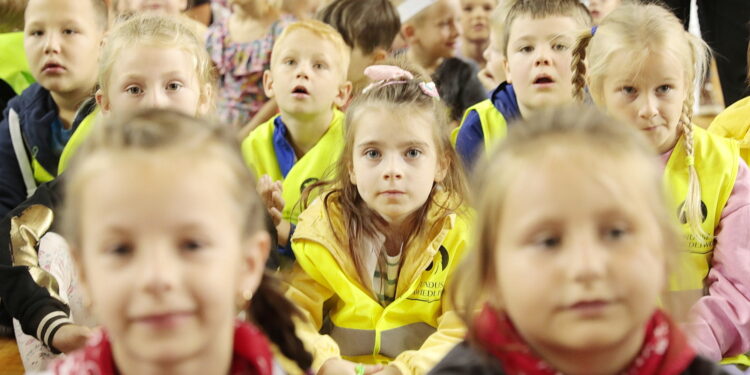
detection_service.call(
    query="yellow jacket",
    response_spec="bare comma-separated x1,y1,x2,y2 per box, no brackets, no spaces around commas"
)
284,193,471,374
708,96,750,165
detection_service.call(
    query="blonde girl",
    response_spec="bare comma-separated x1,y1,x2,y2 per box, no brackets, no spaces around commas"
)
284,62,470,375
46,109,311,374
430,105,725,375
572,3,750,365
206,0,293,129
4,13,216,370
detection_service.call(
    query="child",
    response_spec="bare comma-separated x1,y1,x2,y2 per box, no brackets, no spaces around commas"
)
429,105,726,375
572,3,750,365
284,62,469,375
585,0,621,25
457,0,495,67
0,0,106,219
47,108,311,374
432,57,486,126
399,0,461,75
0,13,217,370
206,0,294,129
241,19,351,259
453,0,591,171
708,41,750,165
317,0,401,97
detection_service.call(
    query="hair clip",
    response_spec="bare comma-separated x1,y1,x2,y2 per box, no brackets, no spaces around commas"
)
591,25,598,35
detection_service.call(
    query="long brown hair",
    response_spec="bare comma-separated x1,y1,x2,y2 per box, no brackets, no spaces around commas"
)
304,58,468,288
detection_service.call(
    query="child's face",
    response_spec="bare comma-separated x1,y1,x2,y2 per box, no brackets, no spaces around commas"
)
587,0,621,25
410,0,461,61
77,156,266,365
100,45,208,117
483,32,505,83
460,0,494,43
23,0,103,98
503,15,579,116
600,51,686,153
493,153,665,358
349,107,446,226
348,46,384,94
265,30,350,116
122,0,188,14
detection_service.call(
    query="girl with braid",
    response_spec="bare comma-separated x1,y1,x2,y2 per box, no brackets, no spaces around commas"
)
571,3,750,368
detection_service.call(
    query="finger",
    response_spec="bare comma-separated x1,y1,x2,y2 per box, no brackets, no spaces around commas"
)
363,364,384,374
271,191,285,210
269,208,283,226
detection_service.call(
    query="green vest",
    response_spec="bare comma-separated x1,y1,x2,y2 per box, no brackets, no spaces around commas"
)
0,32,34,94
241,110,345,225
57,108,99,175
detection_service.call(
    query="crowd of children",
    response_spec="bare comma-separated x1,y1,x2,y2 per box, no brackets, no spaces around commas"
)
0,0,748,374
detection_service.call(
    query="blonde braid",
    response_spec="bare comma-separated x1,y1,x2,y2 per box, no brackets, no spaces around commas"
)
571,30,593,102
678,96,711,241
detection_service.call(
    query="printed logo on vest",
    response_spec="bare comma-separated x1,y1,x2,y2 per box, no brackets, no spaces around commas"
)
676,200,708,224
424,246,450,272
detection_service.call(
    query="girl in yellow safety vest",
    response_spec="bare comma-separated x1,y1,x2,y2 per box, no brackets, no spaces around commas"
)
572,3,750,367
284,61,471,375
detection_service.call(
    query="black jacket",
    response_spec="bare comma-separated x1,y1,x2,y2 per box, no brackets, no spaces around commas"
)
428,341,730,375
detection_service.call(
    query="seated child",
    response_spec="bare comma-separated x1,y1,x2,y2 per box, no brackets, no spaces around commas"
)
0,13,216,369
708,41,750,165
241,19,351,259
45,108,311,374
399,0,461,75
457,0,495,67
430,105,727,375
476,1,512,91
206,0,293,129
317,0,401,97
573,3,750,366
284,62,470,375
586,0,622,25
0,0,106,218
454,0,591,171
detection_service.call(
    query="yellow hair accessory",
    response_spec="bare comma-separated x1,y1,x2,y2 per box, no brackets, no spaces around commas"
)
686,155,695,166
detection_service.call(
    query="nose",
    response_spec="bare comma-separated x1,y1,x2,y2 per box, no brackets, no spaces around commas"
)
43,32,60,54
534,46,551,66
295,63,310,79
145,88,169,109
140,243,178,296
382,154,403,181
566,233,607,285
449,19,460,38
638,92,659,121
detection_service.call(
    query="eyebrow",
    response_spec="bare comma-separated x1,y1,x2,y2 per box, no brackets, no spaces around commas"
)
356,140,430,149
512,33,572,44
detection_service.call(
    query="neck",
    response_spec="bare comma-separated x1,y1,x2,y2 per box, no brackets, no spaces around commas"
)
281,109,334,157
529,327,646,375
461,39,488,67
407,48,442,75
50,90,88,129
382,211,420,256
113,324,234,375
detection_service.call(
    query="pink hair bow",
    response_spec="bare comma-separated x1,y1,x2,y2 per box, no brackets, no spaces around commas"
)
362,65,440,99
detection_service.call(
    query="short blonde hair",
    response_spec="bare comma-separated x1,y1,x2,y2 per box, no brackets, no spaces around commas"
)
571,3,710,241
499,0,591,54
98,13,215,110
270,19,351,79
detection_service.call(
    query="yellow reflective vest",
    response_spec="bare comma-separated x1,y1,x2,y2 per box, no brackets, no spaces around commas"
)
284,193,470,374
450,99,509,153
708,96,750,165
57,108,99,175
241,110,344,225
0,32,34,94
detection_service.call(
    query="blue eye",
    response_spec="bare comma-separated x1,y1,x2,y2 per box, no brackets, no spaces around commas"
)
552,43,568,51
405,148,422,158
656,85,672,94
126,86,143,95
365,149,381,159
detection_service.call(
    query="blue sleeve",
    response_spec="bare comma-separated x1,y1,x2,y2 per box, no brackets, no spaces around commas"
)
455,110,485,172
278,223,296,261
0,102,30,219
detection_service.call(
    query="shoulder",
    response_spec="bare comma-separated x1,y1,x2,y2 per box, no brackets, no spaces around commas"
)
242,116,279,152
428,341,504,375
709,96,750,138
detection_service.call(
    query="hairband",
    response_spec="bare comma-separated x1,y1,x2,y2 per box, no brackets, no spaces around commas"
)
361,65,440,99
397,0,438,23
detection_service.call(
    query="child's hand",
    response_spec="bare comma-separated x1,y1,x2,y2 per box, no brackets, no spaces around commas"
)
318,358,383,375
257,175,285,226
51,324,92,353
374,366,403,375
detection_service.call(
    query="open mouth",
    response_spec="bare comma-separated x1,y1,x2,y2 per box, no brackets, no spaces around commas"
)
533,75,555,85
291,85,309,97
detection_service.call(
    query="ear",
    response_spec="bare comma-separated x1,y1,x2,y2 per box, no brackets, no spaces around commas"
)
196,83,213,116
435,155,449,183
348,160,357,186
370,47,389,64
237,231,271,299
262,70,275,99
95,89,110,114
333,80,353,108
502,55,511,84
402,24,418,44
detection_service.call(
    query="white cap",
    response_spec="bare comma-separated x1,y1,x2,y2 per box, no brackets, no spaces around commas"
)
397,0,438,23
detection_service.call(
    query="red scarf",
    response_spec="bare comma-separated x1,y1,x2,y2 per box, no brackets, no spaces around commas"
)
49,320,275,375
474,305,696,375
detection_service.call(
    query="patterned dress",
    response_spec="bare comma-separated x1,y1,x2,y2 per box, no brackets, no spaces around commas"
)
206,14,294,128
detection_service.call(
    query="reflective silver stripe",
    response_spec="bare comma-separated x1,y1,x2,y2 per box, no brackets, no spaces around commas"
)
379,323,435,358
329,326,376,357
328,322,437,358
